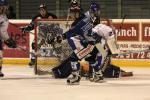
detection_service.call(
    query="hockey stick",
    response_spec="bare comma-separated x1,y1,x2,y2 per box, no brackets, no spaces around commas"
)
17,45,27,52
9,22,34,35
0,75,51,80
111,48,150,56
8,22,34,54
120,15,127,29
16,45,33,54
14,45,35,56
65,4,71,28
115,15,127,46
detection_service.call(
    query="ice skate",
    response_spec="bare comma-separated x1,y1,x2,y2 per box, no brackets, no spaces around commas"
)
28,61,35,67
67,72,81,85
88,70,95,82
28,59,35,68
94,70,105,83
0,71,4,77
88,76,95,82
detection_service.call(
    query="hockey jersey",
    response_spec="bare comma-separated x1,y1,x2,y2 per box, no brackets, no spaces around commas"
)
92,24,115,40
66,11,95,41
0,14,9,41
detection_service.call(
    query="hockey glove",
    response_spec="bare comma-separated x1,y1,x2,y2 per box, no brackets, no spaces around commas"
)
20,22,34,34
4,38,17,48
20,26,31,34
81,39,89,47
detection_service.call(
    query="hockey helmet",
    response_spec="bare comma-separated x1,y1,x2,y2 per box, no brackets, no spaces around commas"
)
70,0,81,12
39,3,47,9
90,2,100,12
0,0,8,6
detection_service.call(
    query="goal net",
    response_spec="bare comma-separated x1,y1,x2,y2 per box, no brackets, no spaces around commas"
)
34,19,73,75
34,19,109,75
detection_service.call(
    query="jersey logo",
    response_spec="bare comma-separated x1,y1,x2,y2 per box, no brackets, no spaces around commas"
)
76,44,94,59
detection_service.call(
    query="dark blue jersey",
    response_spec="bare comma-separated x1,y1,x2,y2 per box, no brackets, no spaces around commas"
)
66,11,94,40
66,11,97,50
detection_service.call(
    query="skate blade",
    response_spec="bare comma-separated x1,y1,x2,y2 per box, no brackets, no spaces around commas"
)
95,80,106,83
89,78,94,82
67,82,80,85
67,80,80,85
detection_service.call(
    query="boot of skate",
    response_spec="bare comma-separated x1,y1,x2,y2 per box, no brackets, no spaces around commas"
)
67,71,81,85
94,69,104,83
0,66,4,77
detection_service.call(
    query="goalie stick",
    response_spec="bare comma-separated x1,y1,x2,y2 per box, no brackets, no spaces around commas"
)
16,45,33,54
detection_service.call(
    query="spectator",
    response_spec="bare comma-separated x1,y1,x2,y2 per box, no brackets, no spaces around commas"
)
7,5,16,19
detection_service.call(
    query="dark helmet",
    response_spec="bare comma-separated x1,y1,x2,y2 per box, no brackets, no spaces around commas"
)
68,0,77,3
90,2,100,12
70,0,81,12
39,3,47,9
0,0,8,6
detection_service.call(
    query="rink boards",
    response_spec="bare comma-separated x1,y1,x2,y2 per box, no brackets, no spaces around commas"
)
2,58,150,68
3,19,150,67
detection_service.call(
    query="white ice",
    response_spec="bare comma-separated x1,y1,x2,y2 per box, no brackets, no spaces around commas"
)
0,66,150,100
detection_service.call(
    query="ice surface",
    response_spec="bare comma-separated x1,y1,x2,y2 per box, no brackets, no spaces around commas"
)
0,66,150,100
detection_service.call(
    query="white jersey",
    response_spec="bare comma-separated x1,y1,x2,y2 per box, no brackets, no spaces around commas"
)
93,24,120,54
0,14,9,41
92,24,114,40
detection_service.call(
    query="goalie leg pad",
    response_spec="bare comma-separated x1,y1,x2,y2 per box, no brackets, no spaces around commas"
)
107,36,120,54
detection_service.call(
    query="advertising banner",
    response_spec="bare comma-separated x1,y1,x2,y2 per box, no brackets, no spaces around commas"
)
3,19,150,60
113,20,150,59
3,22,30,58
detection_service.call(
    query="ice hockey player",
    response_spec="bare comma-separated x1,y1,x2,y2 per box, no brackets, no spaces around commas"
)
91,20,133,78
0,0,17,77
21,3,57,66
68,0,82,19
21,3,57,33
52,18,133,79
65,2,103,85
